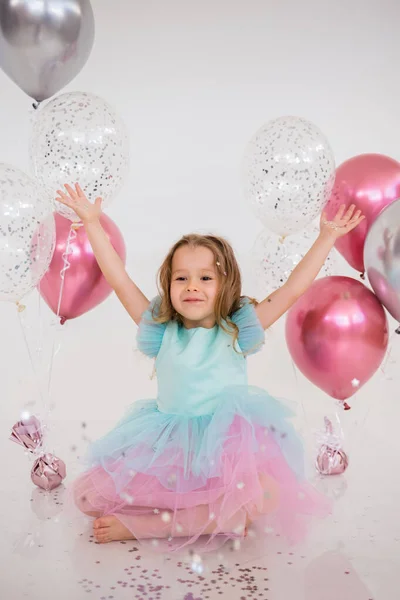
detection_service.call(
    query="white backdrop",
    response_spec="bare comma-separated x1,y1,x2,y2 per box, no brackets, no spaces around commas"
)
0,0,399,458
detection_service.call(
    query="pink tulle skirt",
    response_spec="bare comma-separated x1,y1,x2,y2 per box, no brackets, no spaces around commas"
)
68,387,331,552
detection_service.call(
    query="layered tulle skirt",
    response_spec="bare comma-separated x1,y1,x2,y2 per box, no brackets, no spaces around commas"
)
69,385,330,552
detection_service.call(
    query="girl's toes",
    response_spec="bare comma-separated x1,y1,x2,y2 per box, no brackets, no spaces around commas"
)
93,517,109,529
95,532,111,543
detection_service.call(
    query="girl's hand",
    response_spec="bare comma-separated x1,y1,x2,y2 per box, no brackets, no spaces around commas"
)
320,204,365,240
56,183,103,224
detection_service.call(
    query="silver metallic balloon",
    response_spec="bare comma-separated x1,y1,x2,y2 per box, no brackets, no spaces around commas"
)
364,199,400,324
0,0,95,102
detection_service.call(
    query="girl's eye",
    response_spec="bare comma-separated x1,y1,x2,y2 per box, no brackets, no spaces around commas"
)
176,277,186,281
202,276,212,281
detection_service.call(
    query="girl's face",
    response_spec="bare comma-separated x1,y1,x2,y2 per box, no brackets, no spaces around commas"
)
170,245,220,329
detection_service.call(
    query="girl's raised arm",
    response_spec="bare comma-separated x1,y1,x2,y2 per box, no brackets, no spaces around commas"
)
255,204,365,330
56,184,150,325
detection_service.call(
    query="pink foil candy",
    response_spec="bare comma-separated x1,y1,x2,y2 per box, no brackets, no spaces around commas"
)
9,415,44,452
31,453,67,491
316,446,349,476
315,417,349,476
10,414,66,490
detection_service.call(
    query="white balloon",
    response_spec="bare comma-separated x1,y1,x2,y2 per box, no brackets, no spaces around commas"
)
0,164,55,302
29,91,129,221
243,116,335,236
252,226,337,297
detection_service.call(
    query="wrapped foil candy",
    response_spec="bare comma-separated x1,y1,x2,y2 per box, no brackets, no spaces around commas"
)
315,417,349,476
31,453,67,491
9,414,43,452
10,414,66,490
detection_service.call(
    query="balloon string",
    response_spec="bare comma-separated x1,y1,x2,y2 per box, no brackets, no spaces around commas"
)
349,331,397,452
46,223,80,409
380,330,396,376
17,308,46,419
318,413,343,451
55,224,78,320
288,354,311,437
332,403,345,442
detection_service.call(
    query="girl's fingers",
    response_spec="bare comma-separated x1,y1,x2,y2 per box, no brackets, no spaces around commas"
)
335,204,346,221
56,190,72,204
55,195,69,206
346,215,365,232
351,214,364,225
344,204,355,221
347,211,362,225
64,183,78,200
75,182,85,197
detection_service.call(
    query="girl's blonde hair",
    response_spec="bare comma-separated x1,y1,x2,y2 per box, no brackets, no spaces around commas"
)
153,233,256,347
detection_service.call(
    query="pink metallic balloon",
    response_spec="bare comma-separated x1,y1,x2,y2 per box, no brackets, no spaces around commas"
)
286,276,388,402
38,213,126,323
325,154,400,273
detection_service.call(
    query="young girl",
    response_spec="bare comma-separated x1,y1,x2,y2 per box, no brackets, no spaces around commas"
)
58,183,364,552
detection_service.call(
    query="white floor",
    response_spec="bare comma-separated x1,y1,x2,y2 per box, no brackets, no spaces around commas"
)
1,400,399,600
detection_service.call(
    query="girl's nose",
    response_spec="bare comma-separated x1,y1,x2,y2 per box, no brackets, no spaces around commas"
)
186,280,199,292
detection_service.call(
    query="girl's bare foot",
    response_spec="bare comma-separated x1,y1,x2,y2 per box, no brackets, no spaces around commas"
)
93,515,136,543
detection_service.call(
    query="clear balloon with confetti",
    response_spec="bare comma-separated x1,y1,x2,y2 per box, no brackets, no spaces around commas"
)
29,91,129,221
243,116,335,236
0,163,55,302
251,226,337,296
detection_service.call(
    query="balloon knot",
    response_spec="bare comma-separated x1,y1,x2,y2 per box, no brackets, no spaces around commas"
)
32,101,41,110
396,325,400,335
343,402,351,411
60,316,67,325
360,272,365,280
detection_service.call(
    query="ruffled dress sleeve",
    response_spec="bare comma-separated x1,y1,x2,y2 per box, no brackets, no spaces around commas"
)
136,296,167,358
231,297,265,355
